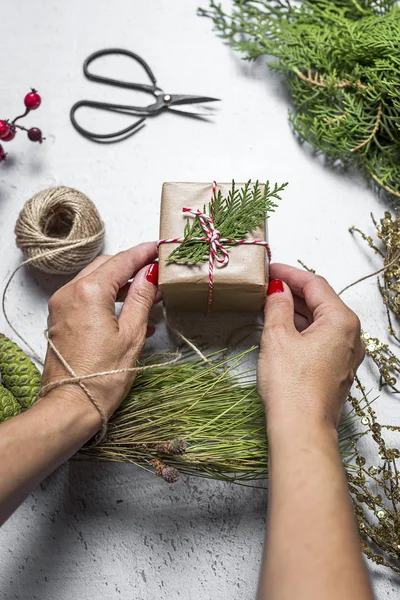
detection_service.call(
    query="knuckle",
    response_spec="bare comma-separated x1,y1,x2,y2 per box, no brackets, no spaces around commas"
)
48,291,62,313
74,277,102,301
131,286,153,312
268,322,287,336
263,321,287,342
267,292,290,310
133,241,154,254
304,274,332,302
307,274,328,291
329,308,361,335
133,242,149,252
353,313,362,334
314,274,328,286
343,310,361,335
266,298,291,320
91,255,109,268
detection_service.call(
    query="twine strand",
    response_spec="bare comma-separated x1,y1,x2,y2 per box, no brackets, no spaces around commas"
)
42,330,108,441
338,251,400,296
40,330,181,443
2,259,45,364
161,306,210,364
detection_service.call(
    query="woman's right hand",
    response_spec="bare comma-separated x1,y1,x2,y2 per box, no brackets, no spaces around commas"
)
257,264,373,600
257,264,365,432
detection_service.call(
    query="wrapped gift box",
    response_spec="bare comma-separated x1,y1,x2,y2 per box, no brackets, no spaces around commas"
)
158,182,269,312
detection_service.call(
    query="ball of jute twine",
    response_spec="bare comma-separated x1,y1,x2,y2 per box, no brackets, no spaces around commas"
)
15,186,105,274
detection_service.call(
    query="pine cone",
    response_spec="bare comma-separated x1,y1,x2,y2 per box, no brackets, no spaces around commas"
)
150,458,180,483
0,334,41,410
161,466,179,484
155,438,187,455
0,384,21,422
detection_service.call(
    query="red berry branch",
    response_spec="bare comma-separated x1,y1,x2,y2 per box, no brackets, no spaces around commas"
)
0,89,44,163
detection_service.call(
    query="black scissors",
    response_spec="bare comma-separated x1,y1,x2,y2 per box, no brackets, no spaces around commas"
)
70,48,220,143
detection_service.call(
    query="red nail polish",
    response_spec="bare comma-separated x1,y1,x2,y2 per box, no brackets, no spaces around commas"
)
146,262,159,286
267,279,284,295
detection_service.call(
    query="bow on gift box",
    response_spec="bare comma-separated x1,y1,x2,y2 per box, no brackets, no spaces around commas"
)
158,180,286,311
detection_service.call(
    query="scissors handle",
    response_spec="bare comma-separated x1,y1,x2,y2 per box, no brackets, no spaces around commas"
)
84,48,161,95
70,100,147,143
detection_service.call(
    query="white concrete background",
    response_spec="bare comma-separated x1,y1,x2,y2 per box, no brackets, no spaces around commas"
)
0,0,399,598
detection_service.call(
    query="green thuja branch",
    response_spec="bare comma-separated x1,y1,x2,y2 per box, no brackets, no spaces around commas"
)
167,179,287,264
199,0,400,198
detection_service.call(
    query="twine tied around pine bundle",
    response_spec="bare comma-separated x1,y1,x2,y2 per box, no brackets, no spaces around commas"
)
158,181,272,312
40,331,181,443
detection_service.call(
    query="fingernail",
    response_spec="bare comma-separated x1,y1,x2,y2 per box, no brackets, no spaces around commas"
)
267,279,284,295
146,262,159,286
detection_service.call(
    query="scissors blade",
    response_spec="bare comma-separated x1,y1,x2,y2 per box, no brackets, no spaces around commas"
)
167,108,213,121
167,94,220,106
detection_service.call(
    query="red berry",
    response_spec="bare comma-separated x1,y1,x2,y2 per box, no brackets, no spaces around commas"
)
24,89,41,110
2,127,16,142
27,127,43,143
0,144,6,162
0,120,10,139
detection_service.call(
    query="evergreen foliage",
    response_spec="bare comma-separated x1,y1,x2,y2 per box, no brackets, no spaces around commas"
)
199,0,400,197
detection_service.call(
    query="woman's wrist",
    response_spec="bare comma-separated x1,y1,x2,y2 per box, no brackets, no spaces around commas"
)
265,406,339,450
40,386,102,440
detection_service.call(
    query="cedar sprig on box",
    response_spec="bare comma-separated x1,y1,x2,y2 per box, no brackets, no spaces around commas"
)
167,180,286,264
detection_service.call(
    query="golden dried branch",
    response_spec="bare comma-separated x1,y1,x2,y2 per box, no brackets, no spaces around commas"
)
338,251,400,296
295,69,366,90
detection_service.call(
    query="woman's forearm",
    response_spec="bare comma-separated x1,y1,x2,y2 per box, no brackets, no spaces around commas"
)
258,415,373,600
0,389,100,525
0,245,158,526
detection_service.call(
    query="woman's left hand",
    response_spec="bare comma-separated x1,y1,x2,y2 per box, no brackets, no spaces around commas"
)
42,242,159,422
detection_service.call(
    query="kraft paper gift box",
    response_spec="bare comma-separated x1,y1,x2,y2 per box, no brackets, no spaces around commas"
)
158,182,269,312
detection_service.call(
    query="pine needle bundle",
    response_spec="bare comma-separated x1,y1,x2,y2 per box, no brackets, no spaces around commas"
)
199,0,400,197
79,348,357,483
79,346,400,573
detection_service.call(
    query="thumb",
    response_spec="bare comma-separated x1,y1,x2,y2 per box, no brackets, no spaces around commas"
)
118,262,158,336
264,279,296,334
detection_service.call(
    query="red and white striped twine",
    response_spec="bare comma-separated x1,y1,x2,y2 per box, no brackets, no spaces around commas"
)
158,181,271,312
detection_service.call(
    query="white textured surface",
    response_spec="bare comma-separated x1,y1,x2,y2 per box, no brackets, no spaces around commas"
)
0,1,399,598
